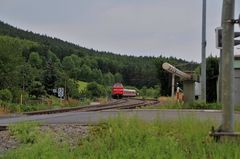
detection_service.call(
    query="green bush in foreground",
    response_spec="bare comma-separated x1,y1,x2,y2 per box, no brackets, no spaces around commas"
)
3,117,240,159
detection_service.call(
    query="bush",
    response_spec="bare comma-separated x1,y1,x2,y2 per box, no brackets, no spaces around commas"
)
140,86,160,98
186,101,222,109
0,89,13,102
9,121,40,144
10,88,29,104
86,82,106,99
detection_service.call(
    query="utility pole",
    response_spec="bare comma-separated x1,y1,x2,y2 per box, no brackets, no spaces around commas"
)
217,4,225,104
221,0,235,132
218,50,222,103
201,0,207,102
171,74,175,97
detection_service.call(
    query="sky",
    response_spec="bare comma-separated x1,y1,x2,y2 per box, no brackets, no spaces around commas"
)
0,0,239,62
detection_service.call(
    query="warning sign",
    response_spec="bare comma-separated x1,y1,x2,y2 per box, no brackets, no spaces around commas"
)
58,87,64,98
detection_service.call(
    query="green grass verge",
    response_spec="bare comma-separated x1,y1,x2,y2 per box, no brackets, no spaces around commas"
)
2,117,240,159
146,100,222,110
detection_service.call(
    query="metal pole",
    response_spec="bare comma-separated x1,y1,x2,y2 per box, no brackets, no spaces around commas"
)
201,0,207,102
171,74,175,97
221,0,235,132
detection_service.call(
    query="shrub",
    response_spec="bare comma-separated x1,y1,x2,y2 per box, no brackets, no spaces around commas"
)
86,82,106,99
9,121,40,144
0,89,13,102
187,101,222,109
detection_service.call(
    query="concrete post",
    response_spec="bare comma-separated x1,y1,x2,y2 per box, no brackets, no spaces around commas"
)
221,0,235,132
183,80,195,104
171,74,175,97
201,0,207,102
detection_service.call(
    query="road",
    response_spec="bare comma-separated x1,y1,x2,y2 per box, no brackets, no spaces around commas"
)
1,109,240,126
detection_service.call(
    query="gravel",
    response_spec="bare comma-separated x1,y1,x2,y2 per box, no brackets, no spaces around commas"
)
40,124,89,147
0,124,89,154
0,130,19,154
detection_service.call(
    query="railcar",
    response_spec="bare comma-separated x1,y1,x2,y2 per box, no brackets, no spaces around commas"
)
112,83,137,99
123,89,137,97
111,83,124,99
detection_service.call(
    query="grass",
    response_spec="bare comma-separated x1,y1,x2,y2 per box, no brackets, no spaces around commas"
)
77,80,88,92
0,95,91,113
3,116,240,159
145,97,223,110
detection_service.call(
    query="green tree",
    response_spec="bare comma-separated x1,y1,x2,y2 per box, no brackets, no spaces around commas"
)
79,64,92,82
155,59,171,96
86,82,106,98
104,72,115,86
66,79,80,99
42,61,59,95
0,89,13,102
114,72,123,83
206,56,219,102
62,56,76,78
29,81,46,99
0,36,24,89
28,52,42,69
91,69,104,84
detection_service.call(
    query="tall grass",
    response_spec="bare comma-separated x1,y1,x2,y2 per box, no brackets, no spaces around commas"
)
3,117,240,159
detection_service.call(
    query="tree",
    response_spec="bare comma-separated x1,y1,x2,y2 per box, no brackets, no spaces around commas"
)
0,36,24,89
86,82,106,98
78,64,92,82
66,79,80,99
206,56,219,102
155,59,171,96
29,81,46,99
62,56,76,78
0,89,13,102
42,61,59,95
114,72,123,83
104,72,115,86
28,52,42,69
91,69,104,84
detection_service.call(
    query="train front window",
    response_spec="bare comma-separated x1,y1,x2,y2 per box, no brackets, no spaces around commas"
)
114,83,123,87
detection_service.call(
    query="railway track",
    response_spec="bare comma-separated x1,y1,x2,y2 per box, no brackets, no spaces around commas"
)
0,125,7,131
24,98,159,115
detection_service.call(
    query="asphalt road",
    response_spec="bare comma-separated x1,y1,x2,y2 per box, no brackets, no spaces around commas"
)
1,109,240,126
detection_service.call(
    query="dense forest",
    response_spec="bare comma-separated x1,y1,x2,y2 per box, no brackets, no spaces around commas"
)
0,20,202,105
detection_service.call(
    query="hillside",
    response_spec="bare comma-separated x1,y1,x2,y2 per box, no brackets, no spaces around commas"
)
0,20,198,101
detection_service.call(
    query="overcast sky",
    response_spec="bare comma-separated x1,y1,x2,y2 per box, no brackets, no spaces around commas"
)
0,0,239,62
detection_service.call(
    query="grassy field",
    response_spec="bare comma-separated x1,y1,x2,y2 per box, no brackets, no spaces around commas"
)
2,116,240,159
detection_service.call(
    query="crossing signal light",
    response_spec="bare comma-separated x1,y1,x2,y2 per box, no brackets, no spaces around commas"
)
215,27,222,49
215,27,240,49
235,32,240,46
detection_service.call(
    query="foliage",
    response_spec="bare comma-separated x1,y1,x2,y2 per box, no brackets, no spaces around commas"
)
9,121,40,144
140,85,160,98
0,89,13,102
66,79,80,99
186,101,222,109
3,117,240,159
28,52,43,69
85,82,107,99
146,100,222,110
206,55,219,102
77,80,88,92
28,81,46,99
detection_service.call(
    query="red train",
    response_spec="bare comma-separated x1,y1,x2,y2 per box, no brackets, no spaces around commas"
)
111,83,137,99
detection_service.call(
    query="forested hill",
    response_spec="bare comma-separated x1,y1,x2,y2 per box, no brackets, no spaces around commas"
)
0,20,198,99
